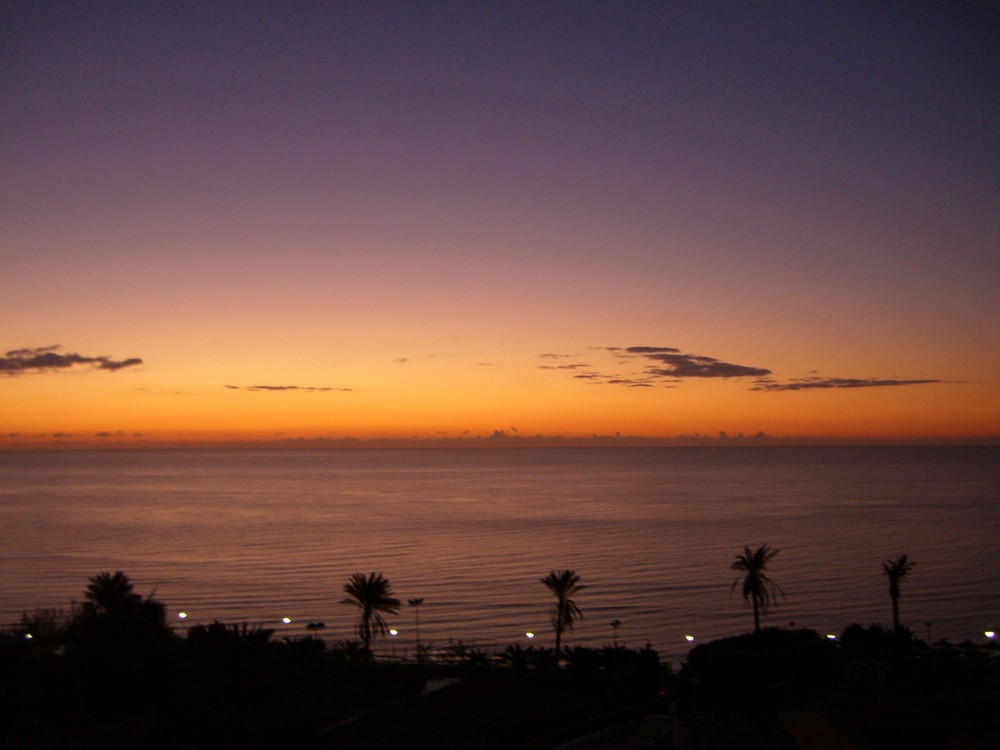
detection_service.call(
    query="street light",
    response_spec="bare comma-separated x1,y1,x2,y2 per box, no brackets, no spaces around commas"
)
408,598,424,654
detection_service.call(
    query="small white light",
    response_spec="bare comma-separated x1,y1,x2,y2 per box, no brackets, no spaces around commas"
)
684,635,695,642
282,617,292,624
986,631,996,639
389,629,398,636
24,633,33,640
525,631,534,639
178,612,187,619
826,634,837,640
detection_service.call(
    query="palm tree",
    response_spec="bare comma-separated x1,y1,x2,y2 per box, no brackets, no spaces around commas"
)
70,571,171,667
341,572,400,654
541,569,585,655
882,554,915,632
731,545,784,634
84,571,142,620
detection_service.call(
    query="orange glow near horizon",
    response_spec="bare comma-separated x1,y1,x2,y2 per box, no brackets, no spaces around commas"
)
3,5,998,449
3,359,997,449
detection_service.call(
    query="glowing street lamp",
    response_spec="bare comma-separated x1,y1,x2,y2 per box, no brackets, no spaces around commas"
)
684,635,695,642
525,631,535,639
986,631,996,640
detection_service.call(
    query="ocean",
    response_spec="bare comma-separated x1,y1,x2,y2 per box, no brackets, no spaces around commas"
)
1,445,997,662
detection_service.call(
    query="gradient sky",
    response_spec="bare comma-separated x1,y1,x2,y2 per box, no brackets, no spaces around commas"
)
3,2,998,446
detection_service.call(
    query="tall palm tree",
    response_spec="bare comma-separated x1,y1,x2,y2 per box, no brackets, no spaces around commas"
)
882,554,915,633
731,545,784,634
541,569,585,655
84,571,142,620
341,572,400,654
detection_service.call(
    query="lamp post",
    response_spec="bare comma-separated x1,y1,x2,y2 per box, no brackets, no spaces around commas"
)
408,598,424,657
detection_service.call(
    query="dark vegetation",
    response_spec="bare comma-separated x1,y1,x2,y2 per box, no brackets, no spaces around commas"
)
3,553,998,749
0,572,664,749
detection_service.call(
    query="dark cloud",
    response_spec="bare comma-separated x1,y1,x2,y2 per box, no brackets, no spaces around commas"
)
1,345,143,375
751,377,942,392
620,348,771,379
646,355,771,379
539,353,574,360
226,384,353,393
97,357,143,371
591,346,770,383
393,358,411,364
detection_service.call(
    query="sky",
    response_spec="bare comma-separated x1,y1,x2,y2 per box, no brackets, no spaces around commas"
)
2,1,998,447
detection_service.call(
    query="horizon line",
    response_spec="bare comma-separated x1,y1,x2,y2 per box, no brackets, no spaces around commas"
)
2,433,998,451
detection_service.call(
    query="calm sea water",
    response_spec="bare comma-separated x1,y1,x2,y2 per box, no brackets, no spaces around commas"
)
1,446,997,661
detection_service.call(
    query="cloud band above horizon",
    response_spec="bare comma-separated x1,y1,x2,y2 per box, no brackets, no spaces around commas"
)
542,345,944,394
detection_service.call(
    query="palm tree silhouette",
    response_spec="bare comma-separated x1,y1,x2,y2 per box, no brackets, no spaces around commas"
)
731,545,784,634
341,572,400,654
85,571,142,619
882,554,915,633
541,569,585,655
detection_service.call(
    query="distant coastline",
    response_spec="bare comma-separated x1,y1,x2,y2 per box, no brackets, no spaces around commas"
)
2,432,998,451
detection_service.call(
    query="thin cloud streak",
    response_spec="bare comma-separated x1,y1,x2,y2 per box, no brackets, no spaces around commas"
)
752,377,942,392
224,385,353,393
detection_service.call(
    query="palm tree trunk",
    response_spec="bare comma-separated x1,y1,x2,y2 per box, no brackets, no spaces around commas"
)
891,594,900,633
753,596,761,634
